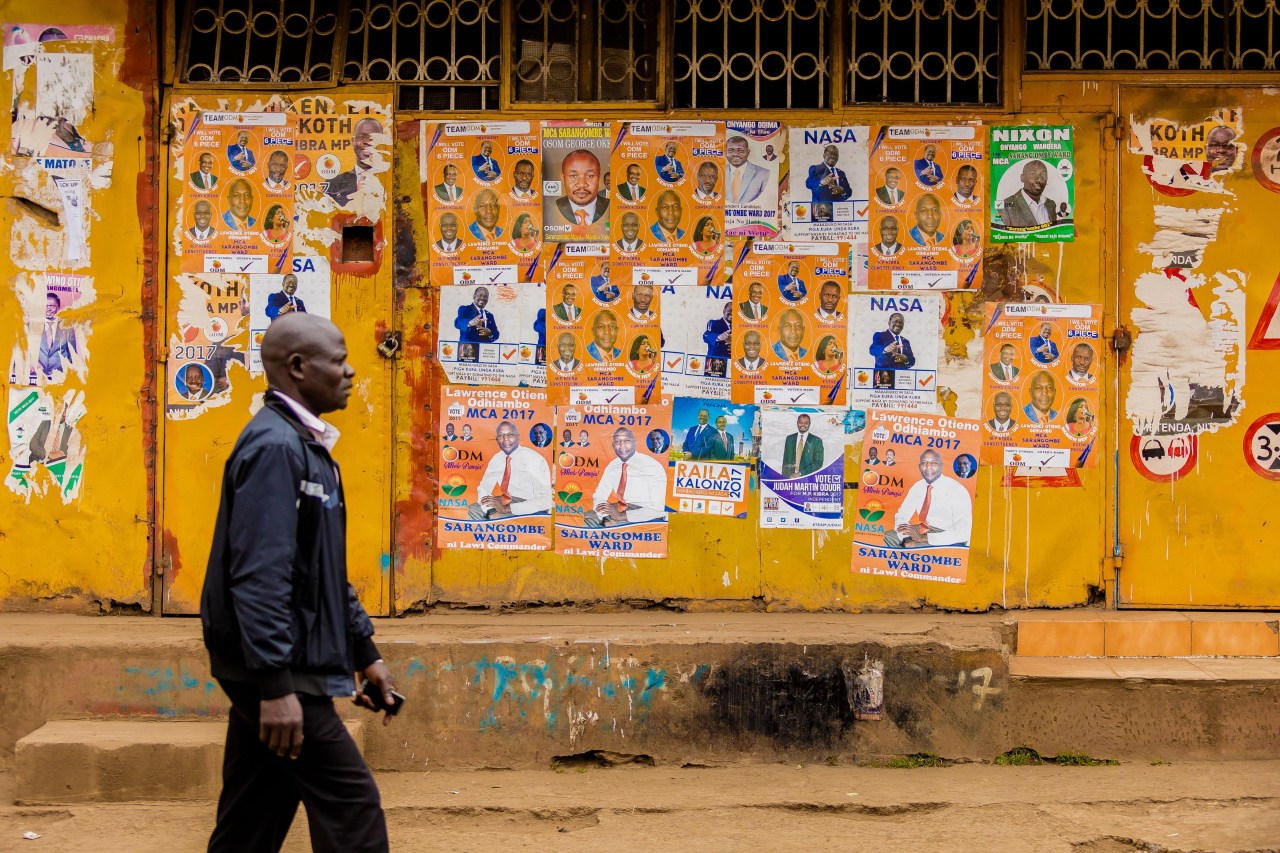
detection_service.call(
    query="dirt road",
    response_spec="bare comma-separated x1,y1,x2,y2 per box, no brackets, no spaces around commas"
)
4,760,1279,851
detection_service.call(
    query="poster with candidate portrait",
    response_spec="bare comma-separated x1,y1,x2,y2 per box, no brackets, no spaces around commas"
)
610,122,725,282
8,272,92,388
852,410,981,584
437,282,541,386
6,386,86,503
422,121,542,286
729,241,850,407
867,125,984,291
849,293,941,413
542,121,613,243
990,125,1075,243
668,396,758,518
659,282,733,399
759,405,845,529
724,120,784,238
437,386,556,551
181,111,295,275
553,402,672,558
165,273,249,420
786,126,869,248
543,248,661,405
980,302,1102,468
247,256,333,373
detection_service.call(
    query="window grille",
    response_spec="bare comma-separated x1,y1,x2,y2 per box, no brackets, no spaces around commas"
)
343,0,500,110
672,0,830,109
846,0,1000,105
179,0,341,84
513,0,659,102
1026,0,1280,71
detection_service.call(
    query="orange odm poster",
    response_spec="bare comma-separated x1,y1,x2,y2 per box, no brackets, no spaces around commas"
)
553,402,672,558
544,245,661,405
610,122,724,281
729,241,850,406
867,125,984,291
182,110,295,274
980,302,1102,468
437,387,555,551
422,121,541,285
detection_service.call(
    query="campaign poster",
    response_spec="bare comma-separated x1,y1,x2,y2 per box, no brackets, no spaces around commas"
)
6,25,113,163
6,386,86,503
667,397,758,518
421,121,541,285
867,125,984,291
247,256,333,373
1128,107,1244,194
545,261,662,405
8,271,92,387
849,293,941,413
786,125,869,248
980,302,1102,468
553,402,672,558
165,274,249,420
758,406,845,529
437,282,541,386
729,241,850,406
659,282,733,399
610,121,725,280
436,386,555,551
181,110,295,275
852,410,981,584
990,125,1075,243
541,121,613,243
724,120,783,238
291,97,391,222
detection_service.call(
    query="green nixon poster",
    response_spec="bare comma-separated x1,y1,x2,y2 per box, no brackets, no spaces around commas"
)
990,125,1074,243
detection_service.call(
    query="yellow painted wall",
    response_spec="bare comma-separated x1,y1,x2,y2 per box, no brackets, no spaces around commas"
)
0,2,155,610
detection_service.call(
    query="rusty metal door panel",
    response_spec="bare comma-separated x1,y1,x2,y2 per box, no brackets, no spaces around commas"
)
159,91,395,615
1117,85,1279,608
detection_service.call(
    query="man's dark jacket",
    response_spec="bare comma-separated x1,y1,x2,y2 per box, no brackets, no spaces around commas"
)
200,392,379,698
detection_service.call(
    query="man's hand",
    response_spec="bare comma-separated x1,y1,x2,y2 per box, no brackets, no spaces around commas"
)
353,660,399,726
260,694,304,759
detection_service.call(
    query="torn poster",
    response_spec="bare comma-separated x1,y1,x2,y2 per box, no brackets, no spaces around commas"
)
1128,108,1244,195
1125,205,1245,436
659,282,733,399
8,271,92,387
247,256,333,373
6,386,86,502
438,282,542,387
165,274,250,419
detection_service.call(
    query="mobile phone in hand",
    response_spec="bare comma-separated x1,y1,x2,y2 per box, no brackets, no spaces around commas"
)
360,679,406,716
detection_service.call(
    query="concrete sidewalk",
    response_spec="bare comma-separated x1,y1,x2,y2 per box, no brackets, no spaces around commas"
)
3,761,1279,852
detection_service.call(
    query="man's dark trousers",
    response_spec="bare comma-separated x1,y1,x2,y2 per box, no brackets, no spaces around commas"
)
208,680,389,853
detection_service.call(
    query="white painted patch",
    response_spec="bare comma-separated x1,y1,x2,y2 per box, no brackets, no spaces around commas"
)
35,53,93,125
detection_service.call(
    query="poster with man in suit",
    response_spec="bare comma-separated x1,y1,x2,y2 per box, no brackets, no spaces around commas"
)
181,110,295,274
990,126,1075,243
423,121,542,285
666,396,759,518
786,126,868,258
610,121,724,282
541,121,613,243
759,406,845,529
659,283,732,398
729,241,849,406
850,293,941,413
868,125,984,291
436,281,542,386
724,120,783,238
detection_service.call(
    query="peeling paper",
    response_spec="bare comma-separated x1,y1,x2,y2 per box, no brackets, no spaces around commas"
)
34,52,92,125
1126,206,1245,436
6,385,86,502
1129,108,1244,195
7,271,92,386
165,274,249,420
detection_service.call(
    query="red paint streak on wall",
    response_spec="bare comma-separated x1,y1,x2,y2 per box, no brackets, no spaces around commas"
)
123,0,161,601
391,288,439,565
162,528,183,585
327,213,385,276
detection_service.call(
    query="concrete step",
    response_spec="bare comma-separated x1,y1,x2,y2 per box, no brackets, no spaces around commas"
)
1011,656,1280,680
1014,612,1280,657
15,719,365,804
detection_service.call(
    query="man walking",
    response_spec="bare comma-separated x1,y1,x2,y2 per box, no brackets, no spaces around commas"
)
201,313,397,852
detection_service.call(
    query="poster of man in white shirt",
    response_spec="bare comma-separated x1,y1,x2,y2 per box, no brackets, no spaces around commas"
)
853,409,980,583
554,404,672,558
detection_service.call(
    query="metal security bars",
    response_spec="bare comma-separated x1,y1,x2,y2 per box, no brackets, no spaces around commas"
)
672,0,831,109
512,0,659,102
343,0,501,109
846,0,1001,105
1026,0,1280,71
179,0,343,84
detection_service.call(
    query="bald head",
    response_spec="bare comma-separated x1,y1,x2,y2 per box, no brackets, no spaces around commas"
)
262,313,354,415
